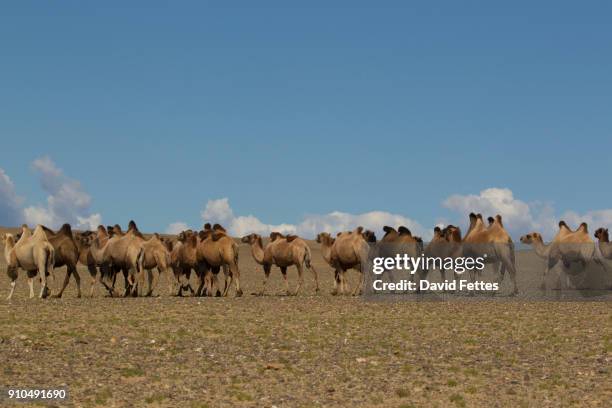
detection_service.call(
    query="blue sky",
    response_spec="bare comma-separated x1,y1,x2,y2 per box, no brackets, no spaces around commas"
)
1,1,612,238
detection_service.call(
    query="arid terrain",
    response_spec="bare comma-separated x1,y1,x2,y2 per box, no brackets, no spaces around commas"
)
1,228,610,407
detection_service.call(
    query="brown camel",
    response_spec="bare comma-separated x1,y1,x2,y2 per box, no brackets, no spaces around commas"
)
77,226,119,296
196,224,242,297
594,228,612,260
377,225,423,287
316,226,372,295
91,221,145,296
2,225,55,299
424,226,462,282
520,221,596,290
455,213,518,295
138,233,172,296
39,224,81,298
169,230,199,296
242,231,318,296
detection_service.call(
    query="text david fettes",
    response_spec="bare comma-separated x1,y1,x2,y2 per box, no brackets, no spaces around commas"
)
371,254,499,292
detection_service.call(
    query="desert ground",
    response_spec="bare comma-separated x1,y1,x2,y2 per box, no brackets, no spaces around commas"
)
0,228,610,407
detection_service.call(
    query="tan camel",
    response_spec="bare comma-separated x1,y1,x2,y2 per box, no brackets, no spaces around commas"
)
520,221,595,290
91,221,145,296
2,225,55,299
242,231,318,296
424,226,461,282
168,230,199,296
138,233,172,296
377,226,423,288
39,224,81,298
594,228,612,260
196,224,242,297
76,226,119,296
316,227,372,295
450,213,518,295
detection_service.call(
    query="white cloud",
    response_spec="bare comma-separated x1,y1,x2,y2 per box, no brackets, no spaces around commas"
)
442,187,612,240
165,222,190,234
0,168,25,226
22,156,102,230
200,198,428,239
201,198,234,225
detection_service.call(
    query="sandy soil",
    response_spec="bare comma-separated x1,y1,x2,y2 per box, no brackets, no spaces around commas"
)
0,232,610,407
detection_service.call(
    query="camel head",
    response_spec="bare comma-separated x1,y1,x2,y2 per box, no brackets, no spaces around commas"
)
594,228,609,242
316,232,334,245
362,229,377,243
520,232,543,245
241,233,261,245
177,230,194,243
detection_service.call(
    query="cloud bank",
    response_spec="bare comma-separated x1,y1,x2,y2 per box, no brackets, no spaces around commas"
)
0,157,102,230
169,198,428,239
443,187,612,240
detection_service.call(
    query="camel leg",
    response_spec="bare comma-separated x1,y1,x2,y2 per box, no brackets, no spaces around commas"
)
6,266,18,300
144,269,154,297
88,264,98,297
294,264,304,296
281,267,290,296
260,264,272,296
229,260,242,297
38,260,48,299
541,258,555,291
331,268,341,295
222,266,233,297
350,268,364,296
28,277,35,299
307,263,320,293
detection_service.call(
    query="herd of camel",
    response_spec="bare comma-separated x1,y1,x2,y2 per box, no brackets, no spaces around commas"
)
2,213,611,300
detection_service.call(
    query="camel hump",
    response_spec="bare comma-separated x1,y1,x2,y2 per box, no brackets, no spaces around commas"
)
203,223,212,230
285,234,298,242
397,226,412,236
476,213,483,220
212,223,226,232
336,232,343,237
128,220,139,231
434,226,441,233
153,232,160,239
269,232,285,241
353,226,364,235
383,226,395,234
487,216,495,226
578,222,588,233
59,223,72,236
495,215,503,227
211,232,224,242
559,220,569,229
469,213,477,220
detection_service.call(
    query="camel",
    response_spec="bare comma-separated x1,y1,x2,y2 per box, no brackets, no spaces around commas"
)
76,226,119,296
39,224,81,298
455,213,518,295
196,224,242,297
137,233,172,296
520,221,596,290
594,227,612,261
91,221,145,296
2,225,55,299
378,226,423,287
169,230,199,296
242,231,318,296
423,226,462,282
316,226,372,295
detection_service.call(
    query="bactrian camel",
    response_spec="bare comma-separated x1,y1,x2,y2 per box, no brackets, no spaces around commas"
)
41,224,81,298
242,231,318,296
3,225,55,299
448,213,518,295
316,227,373,295
197,223,242,297
520,221,596,290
